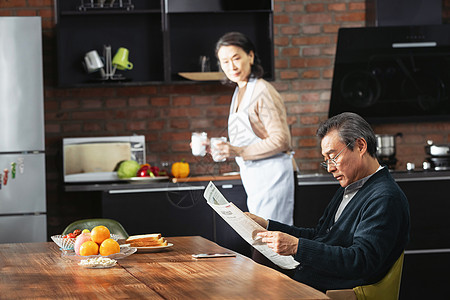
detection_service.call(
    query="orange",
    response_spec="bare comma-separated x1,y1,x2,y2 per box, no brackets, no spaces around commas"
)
90,225,110,244
79,241,99,256
99,238,120,256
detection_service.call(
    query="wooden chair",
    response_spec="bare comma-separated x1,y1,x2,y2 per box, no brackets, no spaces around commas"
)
62,218,129,239
326,252,404,300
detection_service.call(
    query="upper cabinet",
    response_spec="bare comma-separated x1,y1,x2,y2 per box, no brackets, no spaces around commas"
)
55,0,273,87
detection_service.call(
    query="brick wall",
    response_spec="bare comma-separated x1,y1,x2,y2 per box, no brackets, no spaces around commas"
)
2,0,450,235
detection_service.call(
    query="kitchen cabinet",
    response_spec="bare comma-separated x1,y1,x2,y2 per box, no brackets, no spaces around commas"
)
55,0,274,87
101,183,214,239
214,183,251,257
99,180,252,257
295,171,450,300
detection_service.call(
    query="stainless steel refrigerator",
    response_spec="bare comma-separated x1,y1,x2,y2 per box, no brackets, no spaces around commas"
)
0,17,47,243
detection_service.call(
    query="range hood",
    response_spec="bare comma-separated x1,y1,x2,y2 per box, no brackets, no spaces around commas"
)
329,24,450,123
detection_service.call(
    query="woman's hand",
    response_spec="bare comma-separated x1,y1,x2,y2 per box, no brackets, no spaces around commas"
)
256,231,299,256
214,142,241,159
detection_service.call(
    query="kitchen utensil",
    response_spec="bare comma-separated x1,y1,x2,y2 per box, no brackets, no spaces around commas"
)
83,50,104,73
211,137,227,162
101,45,117,79
425,140,450,157
191,132,207,156
375,133,402,158
178,72,225,81
51,234,121,251
63,244,136,260
112,47,133,70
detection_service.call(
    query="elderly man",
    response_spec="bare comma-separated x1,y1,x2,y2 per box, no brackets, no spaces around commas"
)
248,112,410,292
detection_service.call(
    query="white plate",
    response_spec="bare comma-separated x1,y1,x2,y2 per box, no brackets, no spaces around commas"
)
135,243,173,253
121,176,169,182
63,246,137,261
82,264,116,269
78,258,117,269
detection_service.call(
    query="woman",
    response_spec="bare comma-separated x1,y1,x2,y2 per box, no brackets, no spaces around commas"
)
214,32,296,225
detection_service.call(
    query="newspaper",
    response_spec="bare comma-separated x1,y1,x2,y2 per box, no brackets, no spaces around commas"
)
203,181,300,270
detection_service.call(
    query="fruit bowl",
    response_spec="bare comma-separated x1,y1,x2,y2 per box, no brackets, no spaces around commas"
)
51,234,120,251
51,235,76,250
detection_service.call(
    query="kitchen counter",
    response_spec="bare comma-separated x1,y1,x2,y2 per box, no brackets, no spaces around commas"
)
296,169,450,185
64,175,242,192
65,170,450,192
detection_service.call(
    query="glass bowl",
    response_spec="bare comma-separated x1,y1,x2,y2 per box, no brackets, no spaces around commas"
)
51,234,120,251
51,235,76,250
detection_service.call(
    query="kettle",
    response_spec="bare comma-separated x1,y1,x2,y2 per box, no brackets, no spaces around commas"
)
375,133,402,158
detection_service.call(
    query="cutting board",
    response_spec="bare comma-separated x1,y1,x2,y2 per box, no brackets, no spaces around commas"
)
172,174,241,183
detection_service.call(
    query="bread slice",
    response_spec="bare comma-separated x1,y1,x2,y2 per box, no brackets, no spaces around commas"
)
128,238,168,247
126,233,168,247
126,233,161,242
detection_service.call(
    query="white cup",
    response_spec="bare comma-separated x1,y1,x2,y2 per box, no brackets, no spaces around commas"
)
211,137,227,162
191,132,207,156
84,50,104,73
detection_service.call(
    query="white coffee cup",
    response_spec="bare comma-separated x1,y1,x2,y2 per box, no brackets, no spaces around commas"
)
211,137,227,162
84,50,104,73
192,132,207,156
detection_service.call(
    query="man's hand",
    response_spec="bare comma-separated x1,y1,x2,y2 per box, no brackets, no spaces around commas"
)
256,231,299,256
244,212,268,228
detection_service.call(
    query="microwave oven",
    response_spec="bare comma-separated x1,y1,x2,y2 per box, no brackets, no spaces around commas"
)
63,135,146,183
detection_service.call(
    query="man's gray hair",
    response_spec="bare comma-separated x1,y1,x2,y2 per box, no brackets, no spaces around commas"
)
316,112,377,157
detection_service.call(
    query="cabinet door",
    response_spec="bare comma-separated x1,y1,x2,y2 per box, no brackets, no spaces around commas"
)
294,183,337,227
102,185,214,240
214,183,251,257
400,253,450,300
396,180,450,250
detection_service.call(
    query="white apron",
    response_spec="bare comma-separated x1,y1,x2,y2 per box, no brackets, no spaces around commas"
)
228,78,294,225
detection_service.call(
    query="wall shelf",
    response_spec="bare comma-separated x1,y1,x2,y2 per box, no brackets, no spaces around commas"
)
55,0,273,87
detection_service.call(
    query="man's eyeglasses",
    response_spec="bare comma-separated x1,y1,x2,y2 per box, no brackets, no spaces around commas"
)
320,142,352,170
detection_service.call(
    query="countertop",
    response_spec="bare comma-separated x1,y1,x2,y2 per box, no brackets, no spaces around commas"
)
65,174,243,192
296,169,450,185
65,170,450,192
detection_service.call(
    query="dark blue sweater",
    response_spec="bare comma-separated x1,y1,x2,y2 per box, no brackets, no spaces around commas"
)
268,167,410,292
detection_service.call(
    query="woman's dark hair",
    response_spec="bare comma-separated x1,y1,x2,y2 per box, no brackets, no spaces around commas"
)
215,32,264,83
316,112,378,158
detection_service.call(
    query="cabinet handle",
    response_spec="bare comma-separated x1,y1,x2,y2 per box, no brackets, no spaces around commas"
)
108,186,205,194
221,184,233,189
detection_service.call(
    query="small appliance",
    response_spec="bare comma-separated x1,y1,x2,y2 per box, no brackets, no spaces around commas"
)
63,135,145,183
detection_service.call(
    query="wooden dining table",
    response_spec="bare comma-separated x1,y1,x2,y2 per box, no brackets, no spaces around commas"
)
0,236,329,299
